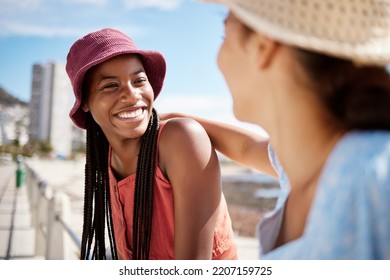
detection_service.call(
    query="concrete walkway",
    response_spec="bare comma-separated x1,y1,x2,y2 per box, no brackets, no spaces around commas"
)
0,164,39,259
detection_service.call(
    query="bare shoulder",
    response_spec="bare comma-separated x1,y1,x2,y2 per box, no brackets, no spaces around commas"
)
158,117,214,173
160,117,210,145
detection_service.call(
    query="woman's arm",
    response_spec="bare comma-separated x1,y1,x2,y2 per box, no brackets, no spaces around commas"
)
159,118,222,259
160,112,276,177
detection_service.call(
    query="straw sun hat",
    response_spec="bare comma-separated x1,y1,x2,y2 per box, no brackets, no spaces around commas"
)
201,0,390,66
66,28,166,129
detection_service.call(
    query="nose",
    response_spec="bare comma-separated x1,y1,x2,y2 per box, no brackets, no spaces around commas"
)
120,82,142,103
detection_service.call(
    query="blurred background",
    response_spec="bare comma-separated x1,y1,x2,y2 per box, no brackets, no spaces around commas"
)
0,0,278,260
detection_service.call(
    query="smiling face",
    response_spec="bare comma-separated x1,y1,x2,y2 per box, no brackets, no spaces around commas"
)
82,54,154,143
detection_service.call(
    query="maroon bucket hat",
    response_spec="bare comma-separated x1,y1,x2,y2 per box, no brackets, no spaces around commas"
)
66,28,166,129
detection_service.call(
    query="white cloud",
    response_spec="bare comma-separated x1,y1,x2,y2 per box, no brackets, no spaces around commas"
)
1,0,108,9
1,0,45,11
0,0,183,38
0,20,81,37
123,0,182,10
0,0,147,38
61,0,107,6
0,19,145,38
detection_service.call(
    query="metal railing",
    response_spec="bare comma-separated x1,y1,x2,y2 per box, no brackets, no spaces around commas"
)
24,162,81,260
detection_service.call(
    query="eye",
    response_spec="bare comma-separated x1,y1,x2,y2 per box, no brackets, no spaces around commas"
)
134,77,147,86
99,82,119,92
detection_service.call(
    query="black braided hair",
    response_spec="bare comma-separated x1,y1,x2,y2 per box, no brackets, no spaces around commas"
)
81,113,117,260
132,108,159,259
81,108,159,260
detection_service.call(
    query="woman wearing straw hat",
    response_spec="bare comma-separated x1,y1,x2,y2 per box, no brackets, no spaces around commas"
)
163,0,390,259
65,28,237,260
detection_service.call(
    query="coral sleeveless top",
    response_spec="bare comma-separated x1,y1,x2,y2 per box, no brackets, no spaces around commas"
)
108,121,238,260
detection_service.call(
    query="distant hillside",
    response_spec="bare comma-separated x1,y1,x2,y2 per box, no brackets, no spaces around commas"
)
0,87,28,106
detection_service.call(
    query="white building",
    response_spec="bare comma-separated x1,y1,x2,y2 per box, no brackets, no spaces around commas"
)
29,62,74,158
0,104,29,146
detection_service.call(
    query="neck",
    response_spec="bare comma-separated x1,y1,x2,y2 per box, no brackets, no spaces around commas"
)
270,111,344,247
109,137,142,179
264,58,345,191
270,111,344,193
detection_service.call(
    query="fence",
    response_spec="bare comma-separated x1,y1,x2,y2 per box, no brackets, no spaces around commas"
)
24,162,81,260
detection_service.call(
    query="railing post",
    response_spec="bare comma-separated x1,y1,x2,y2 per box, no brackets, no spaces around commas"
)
24,163,32,199
26,167,39,228
46,192,73,259
22,161,81,259
34,181,52,258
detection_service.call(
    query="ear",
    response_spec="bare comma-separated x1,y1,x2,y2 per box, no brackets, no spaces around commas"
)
254,34,279,69
82,102,90,112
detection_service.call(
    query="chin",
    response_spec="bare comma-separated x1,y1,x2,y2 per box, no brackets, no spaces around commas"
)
120,126,147,140
233,105,247,122
233,106,261,127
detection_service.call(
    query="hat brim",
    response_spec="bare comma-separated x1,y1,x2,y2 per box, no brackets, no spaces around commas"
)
199,0,390,66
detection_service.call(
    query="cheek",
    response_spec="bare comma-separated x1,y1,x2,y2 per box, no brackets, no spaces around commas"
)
217,43,236,92
217,35,260,123
87,96,110,124
145,84,155,101
88,107,105,128
217,43,241,94
217,40,256,121
216,44,227,75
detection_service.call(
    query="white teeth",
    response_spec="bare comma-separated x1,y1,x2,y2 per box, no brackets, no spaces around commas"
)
117,108,143,119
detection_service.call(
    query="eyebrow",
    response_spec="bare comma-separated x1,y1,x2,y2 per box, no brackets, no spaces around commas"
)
95,69,146,84
132,69,145,75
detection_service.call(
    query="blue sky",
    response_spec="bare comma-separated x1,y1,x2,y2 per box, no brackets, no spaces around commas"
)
0,0,265,134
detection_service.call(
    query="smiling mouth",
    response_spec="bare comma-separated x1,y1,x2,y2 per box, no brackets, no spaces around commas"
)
116,108,145,119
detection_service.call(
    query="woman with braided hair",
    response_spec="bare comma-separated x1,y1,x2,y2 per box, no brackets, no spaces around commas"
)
66,28,237,260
